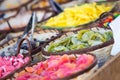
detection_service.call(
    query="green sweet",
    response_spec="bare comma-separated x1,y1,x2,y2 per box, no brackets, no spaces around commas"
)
45,29,113,52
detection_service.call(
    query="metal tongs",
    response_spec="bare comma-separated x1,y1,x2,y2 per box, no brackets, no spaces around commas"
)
15,12,37,50
49,0,63,14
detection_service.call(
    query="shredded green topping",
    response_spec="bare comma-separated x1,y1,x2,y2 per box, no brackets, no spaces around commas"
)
45,29,113,52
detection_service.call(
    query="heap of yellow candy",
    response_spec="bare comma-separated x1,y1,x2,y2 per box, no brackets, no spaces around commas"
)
45,3,112,28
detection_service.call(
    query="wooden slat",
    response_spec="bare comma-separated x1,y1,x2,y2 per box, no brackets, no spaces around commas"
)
89,53,120,80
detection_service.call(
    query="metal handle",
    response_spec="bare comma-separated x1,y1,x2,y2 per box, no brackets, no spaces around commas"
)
16,38,32,57
48,0,63,14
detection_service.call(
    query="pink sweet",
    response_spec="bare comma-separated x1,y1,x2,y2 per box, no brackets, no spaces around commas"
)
16,54,95,80
0,54,30,78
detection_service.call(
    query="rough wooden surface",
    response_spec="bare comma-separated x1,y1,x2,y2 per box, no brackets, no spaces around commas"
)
89,53,120,80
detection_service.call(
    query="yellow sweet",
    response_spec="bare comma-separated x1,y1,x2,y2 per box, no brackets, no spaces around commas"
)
45,3,112,28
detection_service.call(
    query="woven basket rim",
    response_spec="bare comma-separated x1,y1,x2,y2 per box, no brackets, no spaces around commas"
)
0,11,19,24
0,0,33,13
0,32,7,41
39,1,117,31
0,11,56,33
0,29,62,56
30,0,73,11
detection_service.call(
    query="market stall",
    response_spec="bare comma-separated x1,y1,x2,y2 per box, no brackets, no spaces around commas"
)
0,0,120,80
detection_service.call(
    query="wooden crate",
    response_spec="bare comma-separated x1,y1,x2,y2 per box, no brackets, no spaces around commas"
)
89,53,120,80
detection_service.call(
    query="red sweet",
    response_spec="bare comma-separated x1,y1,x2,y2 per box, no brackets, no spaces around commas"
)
108,16,113,22
0,54,30,79
15,54,95,80
59,54,70,64
103,18,110,23
25,67,34,73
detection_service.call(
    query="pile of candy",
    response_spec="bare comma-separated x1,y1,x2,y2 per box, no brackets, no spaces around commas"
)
15,54,95,80
98,12,120,28
44,3,112,28
45,29,113,52
0,54,30,78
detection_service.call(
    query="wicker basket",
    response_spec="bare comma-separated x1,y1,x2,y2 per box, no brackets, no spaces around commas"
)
0,29,62,62
0,0,32,13
42,27,114,63
37,1,117,32
0,0,74,32
10,53,97,80
30,0,73,11
0,38,31,80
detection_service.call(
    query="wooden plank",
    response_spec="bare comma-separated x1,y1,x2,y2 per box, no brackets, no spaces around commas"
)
89,53,120,80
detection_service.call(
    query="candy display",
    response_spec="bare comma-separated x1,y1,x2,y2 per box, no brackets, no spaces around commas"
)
45,28,113,52
15,54,96,80
0,54,30,79
43,2,112,28
0,0,120,80
98,12,120,28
